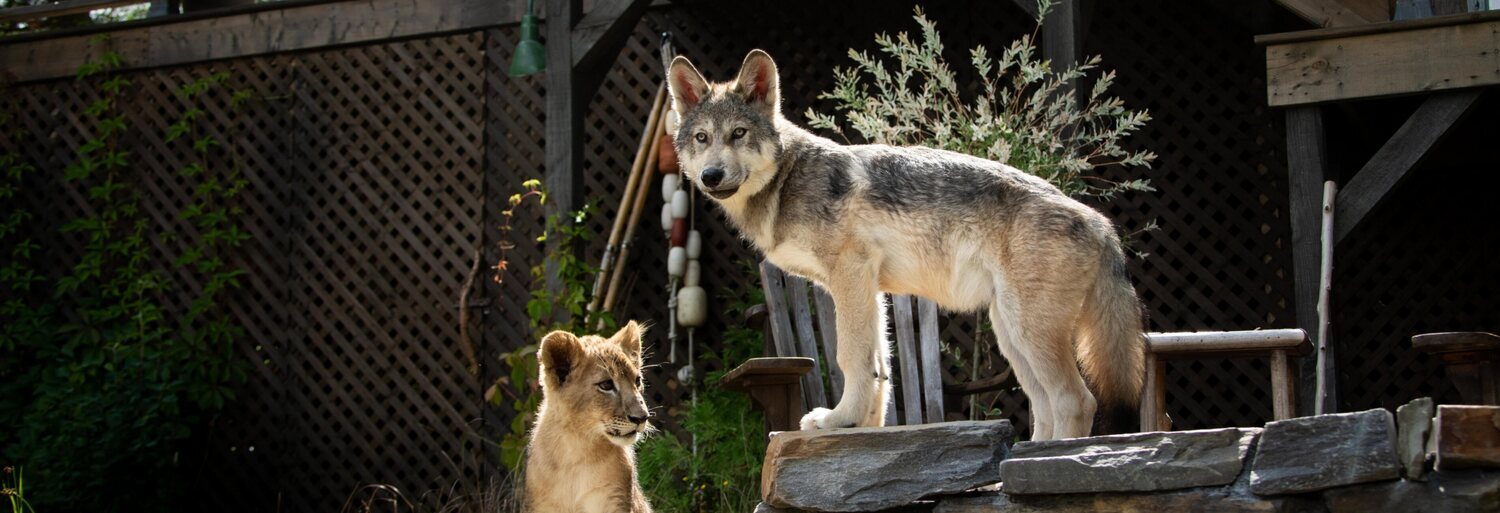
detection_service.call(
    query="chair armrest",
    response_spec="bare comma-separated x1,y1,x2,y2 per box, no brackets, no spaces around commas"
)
1147,329,1310,360
1413,332,1500,354
721,357,814,392
745,303,768,330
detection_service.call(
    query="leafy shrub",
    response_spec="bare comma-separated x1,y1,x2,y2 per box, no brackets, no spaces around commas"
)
805,4,1155,200
0,43,253,511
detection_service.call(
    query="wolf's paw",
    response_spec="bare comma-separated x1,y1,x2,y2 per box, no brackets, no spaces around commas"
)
799,407,857,430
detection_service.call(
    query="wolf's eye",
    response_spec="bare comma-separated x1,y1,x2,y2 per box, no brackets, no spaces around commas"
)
596,380,615,392
731,128,747,140
694,132,708,143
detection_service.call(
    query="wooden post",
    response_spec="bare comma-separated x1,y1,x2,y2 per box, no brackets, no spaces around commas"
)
1271,349,1296,420
1286,106,1330,417
1315,180,1337,414
544,0,585,308
1140,352,1169,432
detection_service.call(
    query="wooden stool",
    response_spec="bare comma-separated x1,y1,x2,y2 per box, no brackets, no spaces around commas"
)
1413,332,1500,406
1141,329,1311,431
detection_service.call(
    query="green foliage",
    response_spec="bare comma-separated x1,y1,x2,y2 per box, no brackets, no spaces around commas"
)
637,270,768,513
2,466,36,513
805,4,1155,200
0,41,253,511
489,181,614,472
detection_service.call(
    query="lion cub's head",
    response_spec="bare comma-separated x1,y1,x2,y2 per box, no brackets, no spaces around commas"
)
537,321,652,446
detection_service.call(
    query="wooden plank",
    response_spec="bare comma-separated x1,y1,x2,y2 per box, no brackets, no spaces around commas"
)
891,295,923,425
0,0,144,23
1147,329,1309,355
1434,405,1500,470
917,297,945,424
1140,352,1169,432
1315,180,1337,414
1413,332,1500,353
0,0,530,84
1270,349,1296,420
785,274,828,409
1286,106,1329,417
759,262,800,359
1256,9,1500,44
813,286,844,404
1334,91,1482,242
1263,14,1500,106
1041,0,1082,100
570,0,650,71
544,0,585,306
1273,0,1387,27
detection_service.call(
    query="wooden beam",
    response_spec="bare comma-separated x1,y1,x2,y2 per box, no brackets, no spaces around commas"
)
1007,0,1039,18
1273,0,1388,27
570,0,649,74
1261,11,1500,106
543,0,586,307
0,0,145,23
1334,90,1481,243
1285,106,1330,417
0,0,530,85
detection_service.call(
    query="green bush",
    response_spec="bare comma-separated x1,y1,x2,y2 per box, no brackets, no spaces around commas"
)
637,271,767,513
0,44,253,511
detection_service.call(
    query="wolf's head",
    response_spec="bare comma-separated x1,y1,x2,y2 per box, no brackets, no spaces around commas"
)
668,50,782,201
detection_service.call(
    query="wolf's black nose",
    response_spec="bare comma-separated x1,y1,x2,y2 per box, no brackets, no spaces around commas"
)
701,167,725,188
628,414,647,424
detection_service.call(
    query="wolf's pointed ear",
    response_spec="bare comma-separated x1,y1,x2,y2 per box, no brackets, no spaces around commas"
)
539,331,584,388
733,49,780,113
669,56,709,114
613,320,646,360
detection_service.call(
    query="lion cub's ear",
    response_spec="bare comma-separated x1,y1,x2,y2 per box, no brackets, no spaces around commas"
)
539,331,584,388
614,320,646,360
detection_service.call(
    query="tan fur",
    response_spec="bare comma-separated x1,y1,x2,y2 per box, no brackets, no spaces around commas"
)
669,50,1145,440
525,322,653,513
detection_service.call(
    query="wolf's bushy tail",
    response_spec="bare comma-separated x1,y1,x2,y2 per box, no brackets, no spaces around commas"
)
1077,240,1146,435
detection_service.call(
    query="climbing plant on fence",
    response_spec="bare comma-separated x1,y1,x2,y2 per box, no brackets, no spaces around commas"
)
0,40,254,511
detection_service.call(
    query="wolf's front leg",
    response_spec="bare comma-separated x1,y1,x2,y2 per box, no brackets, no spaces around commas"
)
800,270,890,430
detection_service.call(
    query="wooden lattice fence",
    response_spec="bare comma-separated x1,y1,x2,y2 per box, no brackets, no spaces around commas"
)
2,0,1489,511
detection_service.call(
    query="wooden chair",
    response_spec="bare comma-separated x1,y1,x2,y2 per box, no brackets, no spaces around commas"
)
1412,332,1500,406
1139,329,1311,431
722,261,1009,432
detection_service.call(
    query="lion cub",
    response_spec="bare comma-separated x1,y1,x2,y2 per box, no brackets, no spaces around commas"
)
525,321,653,513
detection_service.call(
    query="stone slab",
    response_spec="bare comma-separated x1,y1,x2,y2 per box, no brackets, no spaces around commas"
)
1249,408,1399,495
762,420,1012,512
999,428,1259,495
1396,397,1435,480
1323,471,1500,513
937,475,1322,513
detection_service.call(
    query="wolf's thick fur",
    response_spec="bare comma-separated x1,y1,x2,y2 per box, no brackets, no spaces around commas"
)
526,322,653,513
668,50,1145,440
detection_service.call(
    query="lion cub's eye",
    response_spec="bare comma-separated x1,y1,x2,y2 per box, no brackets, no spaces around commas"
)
730,128,747,140
694,132,708,143
596,380,615,392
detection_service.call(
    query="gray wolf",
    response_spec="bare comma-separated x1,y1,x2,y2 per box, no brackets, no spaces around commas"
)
527,321,653,512
667,50,1144,440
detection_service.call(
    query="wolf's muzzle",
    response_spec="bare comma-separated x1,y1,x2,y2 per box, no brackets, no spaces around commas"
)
701,166,726,188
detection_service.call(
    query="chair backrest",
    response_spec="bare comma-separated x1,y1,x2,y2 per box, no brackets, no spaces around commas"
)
758,260,947,425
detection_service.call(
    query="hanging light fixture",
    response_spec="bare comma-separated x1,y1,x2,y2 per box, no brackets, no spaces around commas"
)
509,0,546,77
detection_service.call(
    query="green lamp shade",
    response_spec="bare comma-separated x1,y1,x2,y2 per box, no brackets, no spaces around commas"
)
509,14,546,77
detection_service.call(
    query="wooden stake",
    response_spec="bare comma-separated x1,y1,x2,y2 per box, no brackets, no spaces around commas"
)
1315,180,1337,415
588,82,666,314
601,106,666,315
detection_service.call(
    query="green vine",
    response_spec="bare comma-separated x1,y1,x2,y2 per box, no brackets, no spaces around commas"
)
487,180,615,472
0,37,254,510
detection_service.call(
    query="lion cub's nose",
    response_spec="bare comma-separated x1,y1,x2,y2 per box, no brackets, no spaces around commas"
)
627,414,647,424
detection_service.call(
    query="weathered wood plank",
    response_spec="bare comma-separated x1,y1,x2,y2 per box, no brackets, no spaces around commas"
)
1434,405,1500,470
759,262,800,359
1263,13,1500,106
0,0,530,85
0,0,144,23
785,274,828,409
1286,106,1329,417
571,0,649,71
891,295,922,425
1271,350,1296,420
1334,91,1482,242
1140,352,1169,432
813,286,844,404
918,297,945,424
1273,0,1387,27
1146,329,1309,357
